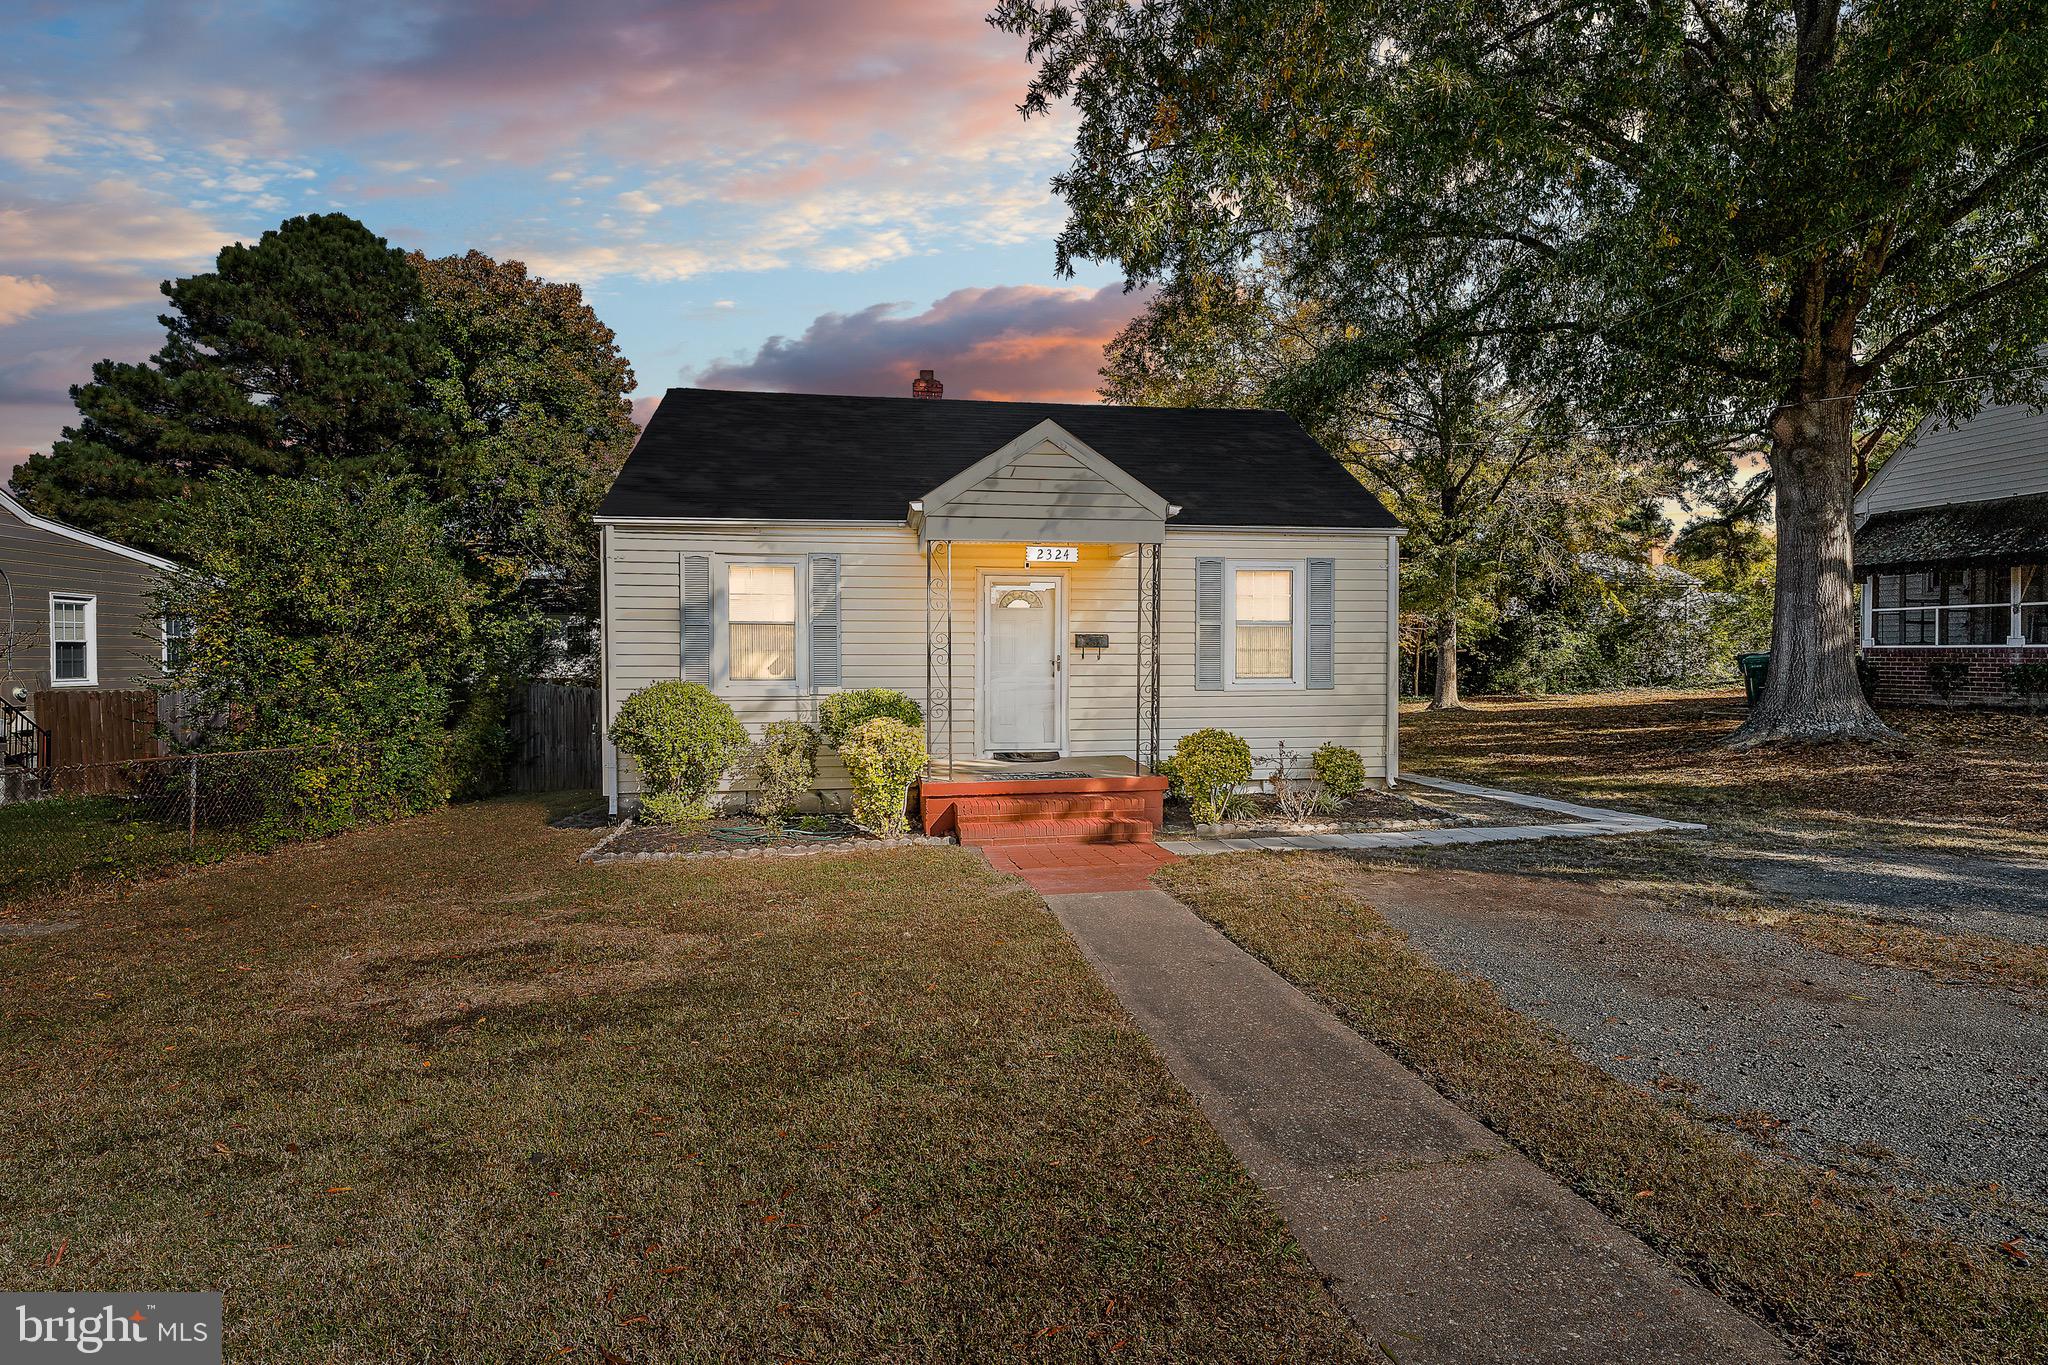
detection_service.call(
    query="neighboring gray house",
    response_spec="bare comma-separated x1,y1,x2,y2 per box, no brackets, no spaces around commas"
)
1854,402,2048,706
0,487,178,704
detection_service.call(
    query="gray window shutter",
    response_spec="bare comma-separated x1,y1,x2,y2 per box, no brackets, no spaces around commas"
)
1196,557,1224,691
1307,557,1336,689
680,554,711,683
808,554,842,688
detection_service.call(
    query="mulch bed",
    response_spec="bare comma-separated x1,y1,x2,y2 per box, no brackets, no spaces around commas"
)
599,814,877,857
1157,784,1489,837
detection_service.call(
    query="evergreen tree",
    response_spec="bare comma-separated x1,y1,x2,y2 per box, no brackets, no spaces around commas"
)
10,214,444,555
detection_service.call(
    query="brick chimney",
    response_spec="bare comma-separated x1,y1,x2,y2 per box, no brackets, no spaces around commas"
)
911,368,943,399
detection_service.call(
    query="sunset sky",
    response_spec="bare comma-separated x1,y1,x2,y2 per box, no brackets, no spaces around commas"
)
0,0,1142,474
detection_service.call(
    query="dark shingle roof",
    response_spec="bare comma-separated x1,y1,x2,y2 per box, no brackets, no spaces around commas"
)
1854,493,2048,573
597,388,1400,530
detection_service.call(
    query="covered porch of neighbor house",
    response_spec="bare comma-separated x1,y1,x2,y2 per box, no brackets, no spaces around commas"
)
908,419,1173,845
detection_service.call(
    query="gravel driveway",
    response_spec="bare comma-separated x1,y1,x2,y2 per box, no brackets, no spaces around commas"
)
1736,846,2048,947
1348,866,2048,1247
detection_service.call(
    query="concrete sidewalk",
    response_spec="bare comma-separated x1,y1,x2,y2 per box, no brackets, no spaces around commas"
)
1044,887,1786,1364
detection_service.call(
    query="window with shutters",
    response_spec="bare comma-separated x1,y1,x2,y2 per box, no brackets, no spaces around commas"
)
715,557,813,694
1224,560,1307,688
50,594,97,686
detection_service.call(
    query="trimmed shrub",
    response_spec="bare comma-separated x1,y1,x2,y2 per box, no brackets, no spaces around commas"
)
819,688,923,748
1172,728,1252,825
749,721,821,819
608,681,749,823
1311,743,1368,802
839,717,927,836
1152,754,1182,800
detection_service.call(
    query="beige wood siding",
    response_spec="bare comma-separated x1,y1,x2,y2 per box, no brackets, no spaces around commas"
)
1858,403,2048,516
0,500,169,700
1160,529,1393,775
601,521,1395,804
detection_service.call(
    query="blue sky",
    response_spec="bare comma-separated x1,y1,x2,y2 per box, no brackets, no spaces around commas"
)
0,0,1143,474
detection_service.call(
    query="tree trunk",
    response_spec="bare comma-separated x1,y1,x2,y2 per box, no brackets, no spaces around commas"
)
1730,393,1889,746
1429,609,1461,709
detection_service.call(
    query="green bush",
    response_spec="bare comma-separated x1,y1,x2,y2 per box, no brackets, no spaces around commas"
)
749,721,820,819
839,717,927,837
155,476,475,821
2008,661,2048,711
1172,728,1252,825
608,681,749,823
1311,743,1368,801
1152,754,1182,799
819,688,923,747
444,674,517,799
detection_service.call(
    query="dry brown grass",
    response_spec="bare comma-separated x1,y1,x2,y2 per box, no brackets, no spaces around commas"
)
1,796,1368,1363
1403,689,2048,853
1159,852,2048,1365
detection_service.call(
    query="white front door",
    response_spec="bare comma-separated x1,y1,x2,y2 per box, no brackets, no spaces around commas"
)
983,579,1061,753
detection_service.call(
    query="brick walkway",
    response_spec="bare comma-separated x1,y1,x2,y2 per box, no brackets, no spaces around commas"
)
977,840,1179,894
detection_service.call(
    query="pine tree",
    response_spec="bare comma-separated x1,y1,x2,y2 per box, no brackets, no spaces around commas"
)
10,214,445,555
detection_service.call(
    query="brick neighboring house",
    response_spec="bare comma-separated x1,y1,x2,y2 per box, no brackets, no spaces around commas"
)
1854,402,2048,707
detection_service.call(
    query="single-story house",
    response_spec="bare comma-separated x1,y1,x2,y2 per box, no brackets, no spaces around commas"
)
0,487,181,790
1854,400,2048,706
595,383,1404,822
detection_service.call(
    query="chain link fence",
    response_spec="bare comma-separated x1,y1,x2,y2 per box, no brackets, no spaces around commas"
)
47,742,391,854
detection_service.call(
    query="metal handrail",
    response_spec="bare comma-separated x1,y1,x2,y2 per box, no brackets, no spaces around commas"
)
0,695,51,790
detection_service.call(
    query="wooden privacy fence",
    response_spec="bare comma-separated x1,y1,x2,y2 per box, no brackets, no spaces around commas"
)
32,688,163,795
509,682,601,793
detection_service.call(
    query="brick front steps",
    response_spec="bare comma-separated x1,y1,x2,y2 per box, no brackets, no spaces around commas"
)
920,772,1176,892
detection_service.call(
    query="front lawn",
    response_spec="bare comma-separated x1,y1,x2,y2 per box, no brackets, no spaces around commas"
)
1160,852,2048,1365
0,796,1366,1362
1402,689,2048,855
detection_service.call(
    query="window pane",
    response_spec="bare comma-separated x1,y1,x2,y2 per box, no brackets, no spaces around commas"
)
1939,566,2003,606
164,618,193,670
2025,605,2048,644
1897,572,1940,608
1236,623,1292,678
1873,609,1937,645
1942,606,2010,645
730,564,796,623
54,640,88,681
1874,574,1901,609
52,600,86,642
1234,569,1293,623
2022,564,2047,604
731,623,796,680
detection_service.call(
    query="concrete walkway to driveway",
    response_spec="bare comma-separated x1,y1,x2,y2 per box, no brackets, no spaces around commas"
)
1044,887,1786,1364
1158,774,1704,858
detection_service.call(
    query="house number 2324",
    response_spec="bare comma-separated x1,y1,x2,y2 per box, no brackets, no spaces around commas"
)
1025,545,1079,564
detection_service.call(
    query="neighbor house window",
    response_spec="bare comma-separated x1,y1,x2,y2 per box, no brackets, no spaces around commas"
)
50,594,96,685
2023,564,2048,645
727,561,798,682
1227,562,1304,685
162,616,194,672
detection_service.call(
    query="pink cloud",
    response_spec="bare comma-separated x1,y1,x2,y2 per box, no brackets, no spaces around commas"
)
324,1,1035,166
691,283,1147,404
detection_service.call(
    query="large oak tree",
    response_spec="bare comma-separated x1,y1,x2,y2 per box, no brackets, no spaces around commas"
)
995,0,2048,742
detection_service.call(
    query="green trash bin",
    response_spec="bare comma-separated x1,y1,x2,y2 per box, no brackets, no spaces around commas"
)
1737,652,1770,706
